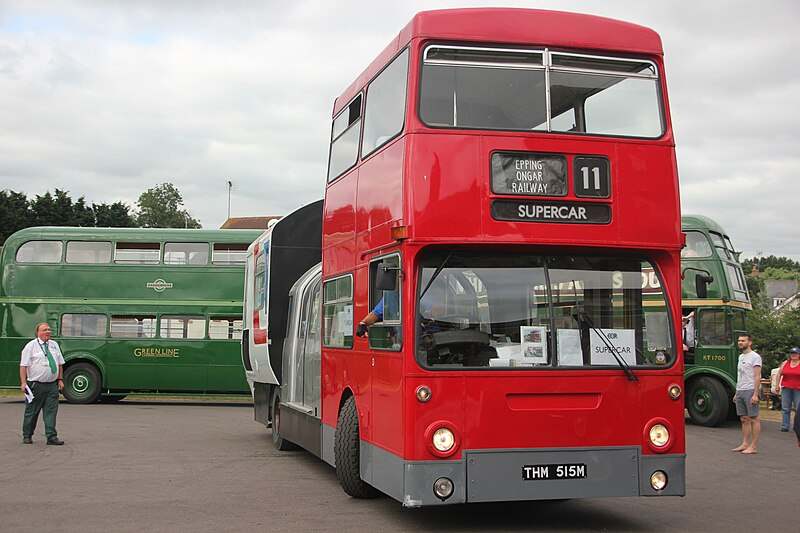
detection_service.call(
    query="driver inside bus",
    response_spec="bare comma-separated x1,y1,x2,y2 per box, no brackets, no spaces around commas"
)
355,285,443,338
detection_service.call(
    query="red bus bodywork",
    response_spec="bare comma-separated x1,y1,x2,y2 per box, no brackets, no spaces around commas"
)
254,8,685,506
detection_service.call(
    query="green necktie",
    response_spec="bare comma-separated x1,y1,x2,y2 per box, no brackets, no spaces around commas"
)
41,342,57,373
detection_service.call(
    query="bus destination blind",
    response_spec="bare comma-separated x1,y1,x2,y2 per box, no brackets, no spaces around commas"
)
491,152,567,196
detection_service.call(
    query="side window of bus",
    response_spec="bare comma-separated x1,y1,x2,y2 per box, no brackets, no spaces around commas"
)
323,274,354,349
697,309,730,346
254,252,266,311
16,240,62,263
709,232,730,260
681,231,712,258
66,241,112,264
110,315,156,338
213,243,248,265
164,242,209,265
209,317,243,340
731,309,746,335
160,315,206,339
61,313,108,337
723,235,738,258
115,242,160,264
369,254,402,351
328,94,362,182
361,48,409,157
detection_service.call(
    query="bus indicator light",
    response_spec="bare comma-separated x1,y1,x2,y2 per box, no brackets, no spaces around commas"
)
668,384,682,400
391,226,408,240
416,385,432,402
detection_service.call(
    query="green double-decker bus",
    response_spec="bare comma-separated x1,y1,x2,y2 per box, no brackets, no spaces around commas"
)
681,215,751,426
0,227,261,403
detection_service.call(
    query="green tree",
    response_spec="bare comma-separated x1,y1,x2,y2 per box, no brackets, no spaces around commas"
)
136,183,201,228
745,263,800,374
761,267,800,281
0,190,31,245
28,189,96,227
748,306,800,373
93,201,136,227
743,255,800,274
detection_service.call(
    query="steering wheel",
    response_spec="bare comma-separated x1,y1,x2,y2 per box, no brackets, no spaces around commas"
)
431,329,490,348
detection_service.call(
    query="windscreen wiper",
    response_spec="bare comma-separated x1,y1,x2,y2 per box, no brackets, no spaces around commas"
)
574,306,639,382
419,251,453,299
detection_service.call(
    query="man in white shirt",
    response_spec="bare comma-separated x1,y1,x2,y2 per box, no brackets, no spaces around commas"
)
731,334,761,454
20,323,65,445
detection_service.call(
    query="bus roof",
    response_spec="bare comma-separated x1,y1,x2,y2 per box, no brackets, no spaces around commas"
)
333,8,663,116
3,226,262,246
681,215,730,236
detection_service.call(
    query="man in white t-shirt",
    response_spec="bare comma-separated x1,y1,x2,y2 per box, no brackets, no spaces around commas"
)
731,334,761,454
20,323,65,445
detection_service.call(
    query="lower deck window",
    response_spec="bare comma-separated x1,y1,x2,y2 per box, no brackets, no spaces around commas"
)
209,317,243,340
61,313,108,337
110,315,157,338
416,252,675,370
160,316,206,339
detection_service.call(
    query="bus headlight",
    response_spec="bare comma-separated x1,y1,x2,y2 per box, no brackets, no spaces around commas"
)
650,470,668,491
425,421,460,458
649,424,670,448
432,427,455,452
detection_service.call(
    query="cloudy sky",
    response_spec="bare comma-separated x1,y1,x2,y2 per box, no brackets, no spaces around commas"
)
1,0,798,260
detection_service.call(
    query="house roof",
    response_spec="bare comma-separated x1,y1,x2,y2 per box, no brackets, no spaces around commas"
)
219,216,281,230
765,280,799,300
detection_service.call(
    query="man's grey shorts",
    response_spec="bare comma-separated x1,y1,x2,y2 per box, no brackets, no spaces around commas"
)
734,389,760,417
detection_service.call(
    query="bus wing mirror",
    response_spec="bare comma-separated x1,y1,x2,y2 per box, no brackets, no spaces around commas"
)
695,274,713,299
375,262,398,291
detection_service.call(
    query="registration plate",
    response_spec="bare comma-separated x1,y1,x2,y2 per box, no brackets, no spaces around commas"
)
522,463,587,481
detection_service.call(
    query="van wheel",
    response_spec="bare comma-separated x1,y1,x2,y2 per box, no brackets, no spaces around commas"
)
687,376,728,427
271,391,296,451
63,362,102,404
334,396,378,498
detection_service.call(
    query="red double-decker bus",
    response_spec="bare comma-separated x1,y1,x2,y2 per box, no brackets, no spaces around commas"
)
244,8,685,506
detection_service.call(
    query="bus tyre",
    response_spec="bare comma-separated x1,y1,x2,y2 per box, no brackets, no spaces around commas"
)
271,392,297,451
687,376,728,427
334,396,378,499
63,362,102,404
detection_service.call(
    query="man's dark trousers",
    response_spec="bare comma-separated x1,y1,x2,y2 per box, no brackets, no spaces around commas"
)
22,381,59,440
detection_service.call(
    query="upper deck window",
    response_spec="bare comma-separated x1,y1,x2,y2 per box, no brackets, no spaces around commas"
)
114,242,160,264
420,45,663,138
66,241,112,264
709,232,730,260
16,240,62,263
328,94,363,182
361,49,409,157
164,242,209,265
212,243,248,265
681,231,713,258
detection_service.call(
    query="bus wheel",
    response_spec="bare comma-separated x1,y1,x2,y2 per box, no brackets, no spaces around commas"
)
334,396,378,499
62,362,102,404
270,391,296,451
687,376,727,427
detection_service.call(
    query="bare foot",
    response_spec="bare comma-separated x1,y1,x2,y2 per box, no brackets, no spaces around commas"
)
731,445,747,452
741,448,758,454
